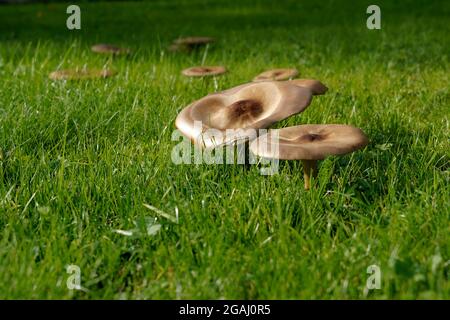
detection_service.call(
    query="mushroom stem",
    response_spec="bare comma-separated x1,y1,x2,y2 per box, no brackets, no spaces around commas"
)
302,160,317,190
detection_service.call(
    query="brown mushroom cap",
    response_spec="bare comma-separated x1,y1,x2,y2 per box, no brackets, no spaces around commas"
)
169,37,214,52
173,36,214,46
91,43,130,55
182,66,227,77
175,81,314,148
250,124,369,160
253,68,299,82
49,68,116,80
288,79,328,95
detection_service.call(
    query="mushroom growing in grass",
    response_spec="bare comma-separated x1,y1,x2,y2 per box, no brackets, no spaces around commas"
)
250,124,369,190
181,66,227,77
288,79,328,95
169,36,214,52
49,68,116,80
91,43,130,55
175,81,316,149
253,68,299,82
174,36,214,46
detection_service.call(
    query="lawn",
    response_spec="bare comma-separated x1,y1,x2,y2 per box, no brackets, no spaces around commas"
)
0,0,448,299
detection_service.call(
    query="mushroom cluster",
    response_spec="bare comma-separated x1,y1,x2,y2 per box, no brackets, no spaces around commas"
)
48,37,221,80
176,81,315,148
175,60,368,189
47,36,368,189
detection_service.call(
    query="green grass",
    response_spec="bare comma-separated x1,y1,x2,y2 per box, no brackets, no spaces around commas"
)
0,0,449,299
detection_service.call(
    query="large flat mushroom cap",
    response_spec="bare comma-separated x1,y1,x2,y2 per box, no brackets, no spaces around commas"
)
253,68,299,82
49,68,116,80
288,79,328,95
182,66,227,77
250,124,369,160
175,81,314,148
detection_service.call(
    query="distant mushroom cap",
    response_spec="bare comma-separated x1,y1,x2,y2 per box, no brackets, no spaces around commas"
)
250,124,369,160
173,36,214,46
169,37,215,52
91,43,130,55
288,79,328,95
182,66,227,77
253,68,299,82
49,68,116,80
175,81,314,148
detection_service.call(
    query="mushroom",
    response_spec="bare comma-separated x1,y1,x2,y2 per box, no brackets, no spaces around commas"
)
253,68,299,82
174,36,214,46
169,36,214,52
181,66,227,77
249,124,369,189
91,43,130,55
175,81,315,149
288,79,328,95
49,68,116,80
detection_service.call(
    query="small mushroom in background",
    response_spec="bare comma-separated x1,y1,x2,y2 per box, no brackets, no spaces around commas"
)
91,44,130,55
250,124,369,190
49,68,116,80
174,36,214,46
253,68,299,82
181,66,227,77
288,79,328,95
169,36,214,52
175,81,316,149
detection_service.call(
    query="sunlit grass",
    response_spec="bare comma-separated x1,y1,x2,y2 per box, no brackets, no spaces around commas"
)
0,0,448,299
